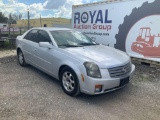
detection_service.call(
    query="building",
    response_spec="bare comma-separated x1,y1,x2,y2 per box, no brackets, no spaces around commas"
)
12,18,71,28
53,23,71,28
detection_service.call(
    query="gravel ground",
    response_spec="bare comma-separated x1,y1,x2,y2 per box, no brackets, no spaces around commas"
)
0,56,160,120
0,50,16,59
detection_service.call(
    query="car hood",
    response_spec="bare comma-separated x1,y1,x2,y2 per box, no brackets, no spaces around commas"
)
64,45,130,68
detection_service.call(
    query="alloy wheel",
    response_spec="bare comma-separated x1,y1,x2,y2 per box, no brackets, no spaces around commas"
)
62,71,75,92
18,51,24,65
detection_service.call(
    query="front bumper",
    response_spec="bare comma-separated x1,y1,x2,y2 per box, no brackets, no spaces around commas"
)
80,64,135,95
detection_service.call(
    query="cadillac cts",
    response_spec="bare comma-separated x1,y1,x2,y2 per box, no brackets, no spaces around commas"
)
16,28,135,96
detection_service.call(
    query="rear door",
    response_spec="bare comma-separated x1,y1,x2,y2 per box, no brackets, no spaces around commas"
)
22,29,38,65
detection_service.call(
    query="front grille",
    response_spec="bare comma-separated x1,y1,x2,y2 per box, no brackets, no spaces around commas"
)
108,62,131,78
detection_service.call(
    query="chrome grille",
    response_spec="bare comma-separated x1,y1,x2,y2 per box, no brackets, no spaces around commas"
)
108,62,131,78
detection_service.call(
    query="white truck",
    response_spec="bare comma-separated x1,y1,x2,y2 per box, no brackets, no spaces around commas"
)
72,0,160,62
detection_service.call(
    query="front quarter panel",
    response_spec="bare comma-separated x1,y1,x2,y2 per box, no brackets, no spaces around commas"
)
51,48,90,93
52,48,83,79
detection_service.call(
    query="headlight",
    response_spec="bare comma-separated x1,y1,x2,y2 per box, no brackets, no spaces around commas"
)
83,62,101,78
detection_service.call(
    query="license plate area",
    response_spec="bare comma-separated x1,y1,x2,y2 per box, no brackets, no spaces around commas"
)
119,77,129,87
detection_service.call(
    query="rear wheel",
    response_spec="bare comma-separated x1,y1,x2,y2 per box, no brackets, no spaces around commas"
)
60,67,80,96
17,49,27,67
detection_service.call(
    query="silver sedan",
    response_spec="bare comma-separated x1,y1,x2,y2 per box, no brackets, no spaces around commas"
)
16,27,135,96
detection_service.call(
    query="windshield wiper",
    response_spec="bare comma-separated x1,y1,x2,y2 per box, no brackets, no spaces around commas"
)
58,44,83,47
79,43,99,46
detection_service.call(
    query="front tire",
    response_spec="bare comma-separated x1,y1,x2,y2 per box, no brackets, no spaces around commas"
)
17,49,27,67
60,67,80,96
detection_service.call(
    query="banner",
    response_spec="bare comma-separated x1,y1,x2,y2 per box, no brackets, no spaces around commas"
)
72,0,160,62
0,27,19,32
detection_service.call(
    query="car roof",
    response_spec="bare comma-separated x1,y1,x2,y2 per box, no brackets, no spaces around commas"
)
31,27,72,32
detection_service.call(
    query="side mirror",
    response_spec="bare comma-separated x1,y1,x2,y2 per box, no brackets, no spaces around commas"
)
39,42,53,49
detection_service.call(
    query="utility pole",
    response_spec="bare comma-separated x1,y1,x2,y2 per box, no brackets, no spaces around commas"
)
40,14,42,27
27,9,30,30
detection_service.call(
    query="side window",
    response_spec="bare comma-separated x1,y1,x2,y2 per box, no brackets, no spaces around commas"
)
36,30,52,43
24,29,38,42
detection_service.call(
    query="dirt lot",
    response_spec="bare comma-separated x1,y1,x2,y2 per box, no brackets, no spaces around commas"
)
0,57,160,120
0,50,16,59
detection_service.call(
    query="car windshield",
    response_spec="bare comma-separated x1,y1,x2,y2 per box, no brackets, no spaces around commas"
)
50,30,98,47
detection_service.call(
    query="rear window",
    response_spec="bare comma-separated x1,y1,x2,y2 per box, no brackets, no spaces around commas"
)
24,29,38,42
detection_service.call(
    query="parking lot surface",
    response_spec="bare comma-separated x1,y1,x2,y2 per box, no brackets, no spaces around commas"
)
0,58,160,120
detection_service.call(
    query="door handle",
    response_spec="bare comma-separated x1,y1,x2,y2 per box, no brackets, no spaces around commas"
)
34,49,37,51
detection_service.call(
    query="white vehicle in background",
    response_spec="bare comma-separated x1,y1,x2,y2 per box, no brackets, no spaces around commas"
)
16,27,135,96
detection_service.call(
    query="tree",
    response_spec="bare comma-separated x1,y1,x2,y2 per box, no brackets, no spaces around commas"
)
12,13,22,21
0,12,8,23
8,13,16,25
8,13,23,25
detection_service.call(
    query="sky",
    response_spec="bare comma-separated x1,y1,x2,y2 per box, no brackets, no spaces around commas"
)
0,0,103,19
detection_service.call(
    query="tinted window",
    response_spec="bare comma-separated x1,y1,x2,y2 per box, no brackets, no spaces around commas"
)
50,30,97,46
24,29,38,42
37,30,51,43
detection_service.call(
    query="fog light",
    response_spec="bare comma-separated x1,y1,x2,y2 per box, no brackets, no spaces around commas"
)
95,85,102,92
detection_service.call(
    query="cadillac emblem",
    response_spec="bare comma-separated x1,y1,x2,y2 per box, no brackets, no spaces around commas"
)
122,67,127,73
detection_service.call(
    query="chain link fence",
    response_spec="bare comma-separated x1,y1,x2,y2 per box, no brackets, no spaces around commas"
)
0,27,28,49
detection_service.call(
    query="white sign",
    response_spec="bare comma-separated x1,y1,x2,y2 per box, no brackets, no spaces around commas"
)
72,0,160,62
